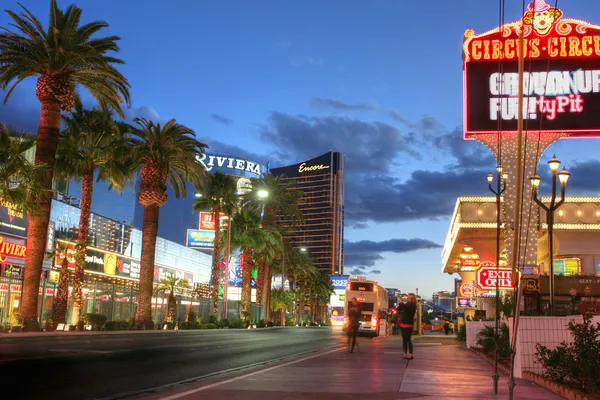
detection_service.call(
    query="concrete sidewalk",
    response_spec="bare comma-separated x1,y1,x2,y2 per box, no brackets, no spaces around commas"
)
136,334,565,400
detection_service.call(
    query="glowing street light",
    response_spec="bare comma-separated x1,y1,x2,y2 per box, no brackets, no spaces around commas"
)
257,189,269,199
530,155,570,316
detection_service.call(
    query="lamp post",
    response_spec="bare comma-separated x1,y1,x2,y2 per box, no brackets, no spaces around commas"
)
530,155,570,316
487,166,508,394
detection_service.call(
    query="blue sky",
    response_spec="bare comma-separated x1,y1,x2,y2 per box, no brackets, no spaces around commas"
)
3,0,600,298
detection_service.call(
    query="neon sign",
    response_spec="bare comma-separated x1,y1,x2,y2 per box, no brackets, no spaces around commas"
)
0,235,26,262
463,0,600,137
196,153,262,176
476,265,515,291
298,163,329,173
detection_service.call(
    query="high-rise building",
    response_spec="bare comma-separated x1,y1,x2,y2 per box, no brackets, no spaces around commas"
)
271,152,345,275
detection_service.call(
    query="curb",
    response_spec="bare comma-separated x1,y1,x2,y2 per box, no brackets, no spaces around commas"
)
0,326,292,338
522,371,597,400
469,348,511,375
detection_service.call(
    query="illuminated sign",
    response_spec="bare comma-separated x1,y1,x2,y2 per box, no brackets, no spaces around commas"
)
522,276,540,293
199,212,226,231
186,229,215,250
0,201,27,237
0,235,26,262
460,258,480,267
459,281,474,297
463,0,600,137
457,297,478,308
476,265,516,290
298,163,329,173
196,153,262,176
330,275,349,290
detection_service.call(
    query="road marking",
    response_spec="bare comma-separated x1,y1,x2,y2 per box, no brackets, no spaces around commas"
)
49,348,114,354
157,347,345,400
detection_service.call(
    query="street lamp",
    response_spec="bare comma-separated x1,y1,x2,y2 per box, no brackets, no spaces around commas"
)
530,155,570,316
194,193,202,198
487,165,508,394
257,189,269,199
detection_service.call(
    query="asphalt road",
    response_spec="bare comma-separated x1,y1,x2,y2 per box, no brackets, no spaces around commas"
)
0,327,341,400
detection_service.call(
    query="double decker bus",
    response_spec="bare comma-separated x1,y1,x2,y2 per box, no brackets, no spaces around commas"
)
343,276,388,337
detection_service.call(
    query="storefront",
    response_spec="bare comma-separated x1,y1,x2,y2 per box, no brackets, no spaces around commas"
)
0,198,214,329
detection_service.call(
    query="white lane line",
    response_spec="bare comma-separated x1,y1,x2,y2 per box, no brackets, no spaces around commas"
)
157,347,345,400
49,348,114,354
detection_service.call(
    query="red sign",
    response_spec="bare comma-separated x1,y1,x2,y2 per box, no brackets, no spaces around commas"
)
463,1,600,138
199,212,225,231
459,281,474,297
476,265,515,290
0,235,26,262
460,258,480,267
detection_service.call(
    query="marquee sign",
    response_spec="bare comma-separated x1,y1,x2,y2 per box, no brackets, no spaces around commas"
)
463,0,600,138
476,264,516,291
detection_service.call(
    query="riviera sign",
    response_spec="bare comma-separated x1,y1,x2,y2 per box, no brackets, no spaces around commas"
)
196,153,262,176
0,235,26,262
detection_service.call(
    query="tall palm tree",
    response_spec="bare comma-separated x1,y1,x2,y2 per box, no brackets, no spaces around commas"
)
288,252,318,324
128,118,206,329
55,104,131,325
0,122,41,212
229,204,280,315
0,0,130,328
192,171,237,316
248,175,302,314
155,274,190,324
307,271,335,323
46,242,78,329
270,288,293,325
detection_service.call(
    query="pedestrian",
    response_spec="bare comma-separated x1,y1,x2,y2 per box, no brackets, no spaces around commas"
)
347,297,361,353
397,294,417,360
449,321,455,335
391,312,398,336
444,320,450,335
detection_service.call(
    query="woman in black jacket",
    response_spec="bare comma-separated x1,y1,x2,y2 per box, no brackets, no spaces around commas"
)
397,294,417,359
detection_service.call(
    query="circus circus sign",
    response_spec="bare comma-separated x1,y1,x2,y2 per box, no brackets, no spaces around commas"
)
463,0,600,138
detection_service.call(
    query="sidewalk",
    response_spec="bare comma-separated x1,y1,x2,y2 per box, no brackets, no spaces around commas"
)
136,335,565,400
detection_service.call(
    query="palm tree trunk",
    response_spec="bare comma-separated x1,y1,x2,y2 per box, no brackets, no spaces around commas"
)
135,204,160,329
298,281,306,324
256,254,264,310
71,169,94,325
21,100,61,330
262,261,271,321
211,208,221,316
241,247,253,315
52,258,70,329
167,293,176,323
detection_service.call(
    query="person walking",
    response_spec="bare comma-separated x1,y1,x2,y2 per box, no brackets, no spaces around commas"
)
347,297,361,353
398,294,418,360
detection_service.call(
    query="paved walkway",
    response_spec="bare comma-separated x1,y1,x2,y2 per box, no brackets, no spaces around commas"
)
137,334,564,400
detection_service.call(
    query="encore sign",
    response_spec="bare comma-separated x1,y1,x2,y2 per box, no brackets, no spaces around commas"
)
463,0,600,137
0,235,26,262
477,266,515,291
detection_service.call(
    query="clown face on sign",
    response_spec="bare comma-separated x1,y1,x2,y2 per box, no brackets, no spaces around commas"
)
523,0,563,35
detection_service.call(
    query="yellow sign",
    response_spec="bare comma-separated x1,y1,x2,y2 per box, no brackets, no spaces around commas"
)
298,163,329,173
104,253,117,275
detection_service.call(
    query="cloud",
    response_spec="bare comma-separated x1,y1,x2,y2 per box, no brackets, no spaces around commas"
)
309,97,377,112
349,267,366,275
211,113,234,125
260,111,417,174
564,160,600,194
371,270,382,275
344,238,442,267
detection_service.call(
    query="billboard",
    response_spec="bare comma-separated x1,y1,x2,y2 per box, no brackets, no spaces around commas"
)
199,212,225,231
186,229,215,250
226,250,258,288
0,201,27,238
463,1,600,138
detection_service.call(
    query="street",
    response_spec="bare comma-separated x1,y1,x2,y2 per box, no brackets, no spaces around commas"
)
0,327,339,400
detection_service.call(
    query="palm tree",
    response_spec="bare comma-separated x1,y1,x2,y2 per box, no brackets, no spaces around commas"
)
128,118,206,329
307,271,335,323
270,288,293,326
192,171,238,316
0,0,130,328
247,175,302,315
155,274,190,324
0,122,41,212
46,242,78,329
229,204,281,315
55,104,131,325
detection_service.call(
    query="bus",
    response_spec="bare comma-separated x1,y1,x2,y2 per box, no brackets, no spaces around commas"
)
343,276,389,337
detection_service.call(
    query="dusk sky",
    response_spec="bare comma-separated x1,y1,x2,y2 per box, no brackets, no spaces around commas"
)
3,0,600,298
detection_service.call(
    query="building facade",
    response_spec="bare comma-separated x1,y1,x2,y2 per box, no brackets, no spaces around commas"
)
271,152,345,275
0,198,213,328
